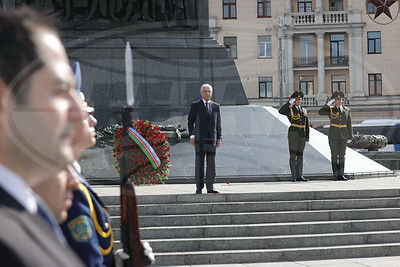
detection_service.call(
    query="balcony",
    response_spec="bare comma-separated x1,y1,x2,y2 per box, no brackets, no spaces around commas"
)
291,12,315,25
302,96,319,106
291,11,349,25
293,57,318,68
293,57,349,68
325,56,349,67
301,95,350,106
323,11,348,24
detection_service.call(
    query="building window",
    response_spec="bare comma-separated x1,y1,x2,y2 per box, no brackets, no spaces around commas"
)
224,37,237,59
330,34,345,65
329,0,343,11
298,0,312,12
299,76,314,95
259,77,272,98
299,35,314,58
223,0,237,19
258,36,271,58
332,75,346,93
369,74,382,95
368,31,381,54
367,1,377,13
257,0,271,17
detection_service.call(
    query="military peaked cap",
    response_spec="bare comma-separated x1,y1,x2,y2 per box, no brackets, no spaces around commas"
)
79,92,95,113
331,90,345,100
290,91,304,99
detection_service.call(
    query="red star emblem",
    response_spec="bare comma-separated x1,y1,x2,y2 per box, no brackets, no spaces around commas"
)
369,0,397,19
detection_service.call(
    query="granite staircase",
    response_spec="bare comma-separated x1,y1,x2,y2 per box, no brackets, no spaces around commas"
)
101,189,400,265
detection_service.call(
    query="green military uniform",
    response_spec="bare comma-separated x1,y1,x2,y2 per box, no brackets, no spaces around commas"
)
279,91,310,182
318,91,353,180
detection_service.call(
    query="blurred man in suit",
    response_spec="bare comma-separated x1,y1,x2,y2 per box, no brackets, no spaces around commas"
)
318,91,353,181
188,84,222,194
0,8,84,266
279,91,309,182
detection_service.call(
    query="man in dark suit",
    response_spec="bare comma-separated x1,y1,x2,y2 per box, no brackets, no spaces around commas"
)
188,84,222,194
318,91,353,181
279,91,310,182
0,8,84,266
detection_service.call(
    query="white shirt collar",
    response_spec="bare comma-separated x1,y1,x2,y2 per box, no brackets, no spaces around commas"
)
202,99,210,104
0,164,38,214
336,105,344,112
72,161,82,174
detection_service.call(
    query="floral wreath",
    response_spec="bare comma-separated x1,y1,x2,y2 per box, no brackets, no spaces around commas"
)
113,120,170,185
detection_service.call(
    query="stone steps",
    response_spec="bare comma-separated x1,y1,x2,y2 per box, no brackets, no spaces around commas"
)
101,189,400,265
143,231,400,252
137,208,400,227
107,197,400,216
109,207,400,229
101,189,400,205
153,243,400,265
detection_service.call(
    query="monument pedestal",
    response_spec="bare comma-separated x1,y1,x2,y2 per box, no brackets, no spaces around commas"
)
55,0,248,127
64,28,247,127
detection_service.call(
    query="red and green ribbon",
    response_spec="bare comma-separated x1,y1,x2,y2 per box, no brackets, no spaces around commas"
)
127,127,161,169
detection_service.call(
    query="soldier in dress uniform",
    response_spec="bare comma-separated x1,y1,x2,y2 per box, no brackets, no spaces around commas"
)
318,91,353,181
279,91,309,182
59,93,116,267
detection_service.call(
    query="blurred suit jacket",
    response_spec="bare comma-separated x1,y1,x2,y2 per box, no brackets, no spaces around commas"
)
0,187,84,267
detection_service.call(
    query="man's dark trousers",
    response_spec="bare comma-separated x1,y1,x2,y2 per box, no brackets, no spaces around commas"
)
195,140,216,191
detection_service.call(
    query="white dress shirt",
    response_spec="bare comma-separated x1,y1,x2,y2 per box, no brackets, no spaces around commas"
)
0,164,37,214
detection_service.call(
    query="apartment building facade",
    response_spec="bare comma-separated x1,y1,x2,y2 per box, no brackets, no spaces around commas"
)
209,0,400,107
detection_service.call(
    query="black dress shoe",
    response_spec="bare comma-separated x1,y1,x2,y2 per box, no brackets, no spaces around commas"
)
295,177,308,182
195,189,202,194
207,190,220,194
336,176,348,181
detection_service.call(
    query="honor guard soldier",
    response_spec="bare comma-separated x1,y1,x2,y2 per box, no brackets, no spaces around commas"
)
279,91,310,182
60,92,115,267
318,91,353,181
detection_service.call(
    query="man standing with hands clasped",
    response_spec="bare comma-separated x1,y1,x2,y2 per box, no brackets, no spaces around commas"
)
318,91,353,181
188,84,222,194
279,91,309,182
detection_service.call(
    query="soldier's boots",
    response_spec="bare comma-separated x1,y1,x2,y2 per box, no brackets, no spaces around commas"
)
336,163,348,181
290,160,297,182
295,161,308,182
332,163,339,180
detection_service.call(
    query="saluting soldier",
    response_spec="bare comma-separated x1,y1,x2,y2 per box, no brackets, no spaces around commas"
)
318,91,353,181
279,91,309,182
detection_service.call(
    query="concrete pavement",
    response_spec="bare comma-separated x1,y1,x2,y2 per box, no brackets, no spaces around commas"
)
92,175,400,197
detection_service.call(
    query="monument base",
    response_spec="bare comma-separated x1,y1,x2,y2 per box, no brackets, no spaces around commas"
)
62,28,248,127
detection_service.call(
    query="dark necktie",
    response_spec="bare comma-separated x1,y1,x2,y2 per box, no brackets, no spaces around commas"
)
205,102,209,115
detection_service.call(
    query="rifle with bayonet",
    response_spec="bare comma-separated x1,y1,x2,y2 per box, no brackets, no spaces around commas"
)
119,41,154,267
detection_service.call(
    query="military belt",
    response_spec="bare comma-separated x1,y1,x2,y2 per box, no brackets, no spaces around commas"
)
291,123,305,129
330,123,347,128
